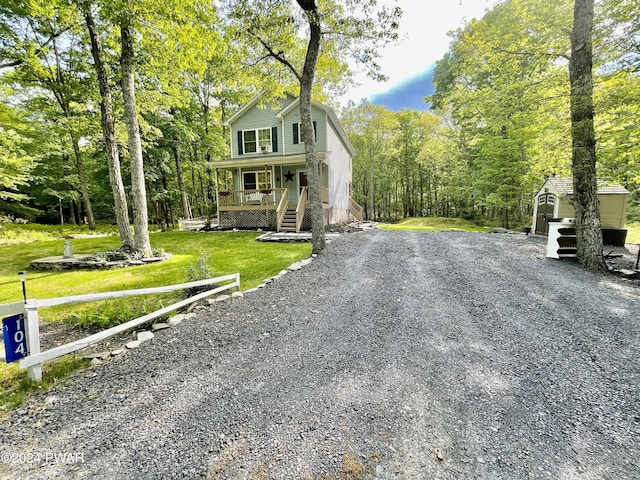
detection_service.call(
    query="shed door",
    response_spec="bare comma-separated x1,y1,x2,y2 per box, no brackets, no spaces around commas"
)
535,193,555,235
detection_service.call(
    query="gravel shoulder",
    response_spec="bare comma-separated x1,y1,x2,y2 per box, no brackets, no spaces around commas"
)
1,230,639,479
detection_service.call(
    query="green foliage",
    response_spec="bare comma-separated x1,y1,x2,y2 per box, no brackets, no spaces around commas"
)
67,298,163,330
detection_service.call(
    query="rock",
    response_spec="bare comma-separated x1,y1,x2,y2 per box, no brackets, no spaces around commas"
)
152,322,170,331
168,314,186,326
90,358,102,366
137,331,154,342
125,340,141,349
99,351,112,360
288,262,303,271
215,294,230,302
263,278,273,284
111,348,126,356
244,288,260,294
83,351,110,360
231,291,244,299
278,270,288,276
490,227,509,234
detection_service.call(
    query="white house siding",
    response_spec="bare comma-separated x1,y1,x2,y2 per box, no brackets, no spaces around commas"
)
326,120,352,224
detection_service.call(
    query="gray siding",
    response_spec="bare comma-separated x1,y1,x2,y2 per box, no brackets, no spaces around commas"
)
283,105,328,154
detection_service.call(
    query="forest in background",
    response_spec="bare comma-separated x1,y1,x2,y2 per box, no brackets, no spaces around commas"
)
1,0,638,230
345,0,639,228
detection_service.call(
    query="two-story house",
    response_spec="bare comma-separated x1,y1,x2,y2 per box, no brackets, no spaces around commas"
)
212,92,362,232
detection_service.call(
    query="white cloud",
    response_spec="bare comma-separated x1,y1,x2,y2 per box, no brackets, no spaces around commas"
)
339,0,502,105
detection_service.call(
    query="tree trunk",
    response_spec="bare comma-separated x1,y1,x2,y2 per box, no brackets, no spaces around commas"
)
121,20,152,257
173,140,191,219
298,1,325,253
69,131,96,229
368,154,375,221
83,3,135,250
569,0,606,270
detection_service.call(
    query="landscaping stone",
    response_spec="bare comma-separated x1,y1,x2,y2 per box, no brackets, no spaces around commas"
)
215,294,230,302
137,331,154,343
125,340,141,349
111,348,126,356
231,291,244,299
168,314,186,326
152,323,171,331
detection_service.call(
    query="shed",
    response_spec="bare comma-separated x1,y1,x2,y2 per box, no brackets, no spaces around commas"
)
532,177,629,243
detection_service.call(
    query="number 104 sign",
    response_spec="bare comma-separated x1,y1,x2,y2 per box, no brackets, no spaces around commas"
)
2,314,28,363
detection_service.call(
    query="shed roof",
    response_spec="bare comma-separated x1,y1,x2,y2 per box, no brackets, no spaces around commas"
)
540,177,630,196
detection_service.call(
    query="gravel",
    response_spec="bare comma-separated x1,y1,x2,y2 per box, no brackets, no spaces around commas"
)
1,230,639,479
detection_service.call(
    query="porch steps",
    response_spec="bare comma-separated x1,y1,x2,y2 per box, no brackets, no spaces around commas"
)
280,208,298,232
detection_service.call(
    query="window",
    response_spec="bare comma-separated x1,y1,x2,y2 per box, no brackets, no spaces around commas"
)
242,128,271,154
242,171,272,191
293,121,317,144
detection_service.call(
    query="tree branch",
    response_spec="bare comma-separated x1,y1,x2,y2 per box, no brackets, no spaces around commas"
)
247,28,302,81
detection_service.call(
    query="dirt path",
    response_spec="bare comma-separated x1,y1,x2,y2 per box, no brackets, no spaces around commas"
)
1,230,639,479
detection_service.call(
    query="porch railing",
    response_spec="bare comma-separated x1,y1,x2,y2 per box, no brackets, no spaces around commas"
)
296,187,308,232
349,197,364,221
218,188,286,208
276,188,289,231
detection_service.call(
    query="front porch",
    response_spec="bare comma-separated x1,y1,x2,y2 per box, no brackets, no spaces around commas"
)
216,187,330,232
213,154,331,232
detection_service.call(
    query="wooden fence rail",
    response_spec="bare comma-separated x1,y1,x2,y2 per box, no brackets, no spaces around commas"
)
1,274,240,382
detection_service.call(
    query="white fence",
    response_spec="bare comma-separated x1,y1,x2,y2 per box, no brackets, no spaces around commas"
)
1,274,240,382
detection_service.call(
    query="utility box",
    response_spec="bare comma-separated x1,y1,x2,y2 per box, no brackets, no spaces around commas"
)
547,218,577,259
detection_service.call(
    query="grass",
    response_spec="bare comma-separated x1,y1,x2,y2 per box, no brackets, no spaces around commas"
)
0,223,119,246
0,230,311,312
378,217,490,232
0,226,311,414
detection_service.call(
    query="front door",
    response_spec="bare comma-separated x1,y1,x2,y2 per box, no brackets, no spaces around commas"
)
535,193,555,235
297,170,308,201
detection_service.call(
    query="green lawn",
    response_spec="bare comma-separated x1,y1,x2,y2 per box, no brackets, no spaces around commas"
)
378,217,490,233
0,227,311,415
0,229,311,322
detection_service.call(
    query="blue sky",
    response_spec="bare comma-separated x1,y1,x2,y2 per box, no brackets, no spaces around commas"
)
369,64,436,111
340,0,500,111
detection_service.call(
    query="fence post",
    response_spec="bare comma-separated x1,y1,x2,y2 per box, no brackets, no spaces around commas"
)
24,302,42,381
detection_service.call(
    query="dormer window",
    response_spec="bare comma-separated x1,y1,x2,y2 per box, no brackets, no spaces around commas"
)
237,127,277,155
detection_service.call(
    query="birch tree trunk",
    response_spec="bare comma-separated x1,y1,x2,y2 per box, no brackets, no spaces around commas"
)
83,3,135,250
120,20,152,257
569,0,606,270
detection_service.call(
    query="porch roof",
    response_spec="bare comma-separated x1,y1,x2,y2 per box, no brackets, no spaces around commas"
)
210,152,327,169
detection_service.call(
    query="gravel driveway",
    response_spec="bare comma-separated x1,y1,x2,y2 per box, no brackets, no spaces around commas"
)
1,230,639,479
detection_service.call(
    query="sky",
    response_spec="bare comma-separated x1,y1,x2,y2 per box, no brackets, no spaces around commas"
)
341,0,502,111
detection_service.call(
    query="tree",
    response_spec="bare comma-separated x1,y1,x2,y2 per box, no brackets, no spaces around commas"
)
120,14,152,256
82,1,135,250
1,0,97,228
226,0,401,253
569,0,605,270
